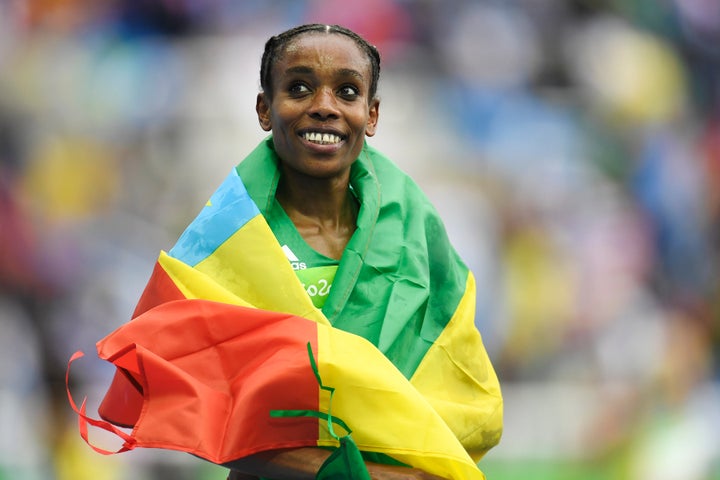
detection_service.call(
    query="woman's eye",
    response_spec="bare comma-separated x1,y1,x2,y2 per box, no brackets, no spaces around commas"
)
338,85,359,99
289,83,310,95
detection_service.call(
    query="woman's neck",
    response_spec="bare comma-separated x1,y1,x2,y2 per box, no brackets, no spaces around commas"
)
276,172,358,260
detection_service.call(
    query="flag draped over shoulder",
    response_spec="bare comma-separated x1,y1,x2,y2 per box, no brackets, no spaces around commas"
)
71,138,502,480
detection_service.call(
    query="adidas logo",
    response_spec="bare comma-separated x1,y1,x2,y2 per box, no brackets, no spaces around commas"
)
281,245,299,261
281,245,306,270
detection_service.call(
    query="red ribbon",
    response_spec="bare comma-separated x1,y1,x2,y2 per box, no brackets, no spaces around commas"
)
65,350,138,455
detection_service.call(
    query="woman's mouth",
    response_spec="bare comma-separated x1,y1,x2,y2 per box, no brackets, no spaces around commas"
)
301,131,343,145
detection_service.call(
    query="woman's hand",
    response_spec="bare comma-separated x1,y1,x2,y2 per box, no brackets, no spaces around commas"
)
228,466,446,480
227,472,259,480
228,464,446,480
226,447,448,480
366,463,448,480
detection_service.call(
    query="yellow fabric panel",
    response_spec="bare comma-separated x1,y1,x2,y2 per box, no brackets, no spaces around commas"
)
193,215,329,326
316,324,486,480
315,325,335,447
410,272,503,463
158,251,253,307
159,216,497,477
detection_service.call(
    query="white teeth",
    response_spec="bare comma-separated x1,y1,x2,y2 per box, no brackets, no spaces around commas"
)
303,132,341,144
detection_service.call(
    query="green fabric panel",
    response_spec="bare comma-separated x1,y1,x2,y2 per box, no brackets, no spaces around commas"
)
235,137,469,379
236,137,281,214
361,451,408,467
316,436,371,480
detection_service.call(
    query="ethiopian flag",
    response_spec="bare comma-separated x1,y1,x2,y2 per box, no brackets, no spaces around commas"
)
72,138,502,479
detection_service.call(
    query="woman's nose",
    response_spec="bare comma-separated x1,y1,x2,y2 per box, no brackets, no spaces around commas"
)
308,88,339,119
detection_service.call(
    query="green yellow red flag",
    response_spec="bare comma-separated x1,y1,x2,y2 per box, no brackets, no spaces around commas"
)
68,139,502,479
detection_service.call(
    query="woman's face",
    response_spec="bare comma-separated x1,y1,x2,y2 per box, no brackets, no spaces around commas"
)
256,33,379,180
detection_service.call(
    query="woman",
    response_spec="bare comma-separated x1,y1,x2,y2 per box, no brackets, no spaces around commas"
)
85,24,502,480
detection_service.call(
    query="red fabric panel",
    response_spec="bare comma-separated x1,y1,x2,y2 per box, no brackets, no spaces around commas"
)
98,370,145,428
131,260,186,319
99,260,184,427
96,299,322,463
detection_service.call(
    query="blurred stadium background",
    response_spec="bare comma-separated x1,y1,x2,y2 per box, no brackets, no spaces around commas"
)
0,1,718,479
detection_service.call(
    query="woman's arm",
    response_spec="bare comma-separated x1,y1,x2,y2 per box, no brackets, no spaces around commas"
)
228,447,330,479
227,447,447,480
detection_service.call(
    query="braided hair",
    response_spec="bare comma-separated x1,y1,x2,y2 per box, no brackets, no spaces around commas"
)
259,24,381,103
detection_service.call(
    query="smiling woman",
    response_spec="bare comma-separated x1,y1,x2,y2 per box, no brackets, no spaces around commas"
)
255,29,379,261
82,23,503,480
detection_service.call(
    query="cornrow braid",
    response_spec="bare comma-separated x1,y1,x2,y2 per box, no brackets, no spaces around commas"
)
259,24,381,103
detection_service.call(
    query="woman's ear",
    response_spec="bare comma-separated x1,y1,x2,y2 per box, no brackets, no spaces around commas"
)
365,98,380,137
256,93,272,131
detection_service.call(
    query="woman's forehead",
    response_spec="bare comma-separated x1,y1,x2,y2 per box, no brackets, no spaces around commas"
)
277,33,371,75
